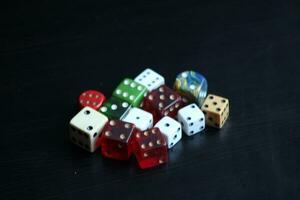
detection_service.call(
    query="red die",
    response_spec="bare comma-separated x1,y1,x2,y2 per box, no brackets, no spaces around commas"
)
142,85,184,123
100,120,137,160
79,90,106,110
133,128,168,169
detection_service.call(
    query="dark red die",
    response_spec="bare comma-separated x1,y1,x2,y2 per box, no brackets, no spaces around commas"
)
79,90,106,110
133,127,168,169
100,120,137,160
142,85,185,123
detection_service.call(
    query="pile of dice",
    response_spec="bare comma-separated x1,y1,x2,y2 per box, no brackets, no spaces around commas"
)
69,69,229,169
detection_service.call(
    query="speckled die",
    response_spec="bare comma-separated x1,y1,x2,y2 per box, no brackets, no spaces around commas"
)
174,71,208,106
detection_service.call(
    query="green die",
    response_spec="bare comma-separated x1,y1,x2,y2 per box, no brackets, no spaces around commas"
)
112,78,148,107
99,97,131,119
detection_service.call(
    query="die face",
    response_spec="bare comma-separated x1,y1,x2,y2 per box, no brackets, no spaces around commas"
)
122,108,153,131
100,120,137,160
142,85,184,123
133,128,168,169
70,107,108,152
174,71,208,106
201,94,229,128
99,97,131,119
70,127,91,151
154,116,182,148
112,78,148,107
79,90,106,110
134,68,165,91
178,103,205,136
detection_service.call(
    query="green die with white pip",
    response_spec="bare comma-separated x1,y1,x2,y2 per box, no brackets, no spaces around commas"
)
99,97,131,120
112,78,148,107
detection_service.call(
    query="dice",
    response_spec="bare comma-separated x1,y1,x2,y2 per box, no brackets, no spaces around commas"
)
122,107,153,131
154,116,182,149
174,71,208,106
177,103,205,136
70,69,229,169
142,85,184,123
69,107,108,152
99,97,131,119
201,94,229,128
100,120,137,160
133,128,168,169
134,68,165,91
79,90,106,110
112,78,148,107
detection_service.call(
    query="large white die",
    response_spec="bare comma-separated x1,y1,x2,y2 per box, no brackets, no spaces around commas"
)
154,116,182,149
69,107,108,152
177,103,205,136
134,68,165,91
122,107,153,131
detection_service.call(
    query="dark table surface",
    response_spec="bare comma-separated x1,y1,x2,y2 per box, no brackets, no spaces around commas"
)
1,1,300,200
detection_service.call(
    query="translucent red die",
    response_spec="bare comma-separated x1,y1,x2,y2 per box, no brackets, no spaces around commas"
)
142,85,185,123
79,90,106,110
100,120,137,160
133,127,168,169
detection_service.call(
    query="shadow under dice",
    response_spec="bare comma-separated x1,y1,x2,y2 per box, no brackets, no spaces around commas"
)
133,128,168,169
100,120,137,160
112,78,148,107
99,97,131,119
69,107,108,152
174,71,208,106
142,85,184,123
178,103,205,136
201,94,229,128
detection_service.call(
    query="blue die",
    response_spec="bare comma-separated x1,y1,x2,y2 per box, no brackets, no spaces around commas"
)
174,71,208,106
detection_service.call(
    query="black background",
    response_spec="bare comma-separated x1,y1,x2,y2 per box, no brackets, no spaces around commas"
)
1,1,300,200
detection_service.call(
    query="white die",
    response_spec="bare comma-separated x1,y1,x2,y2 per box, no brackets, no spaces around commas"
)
154,116,182,149
177,103,205,136
134,68,165,91
69,107,108,152
122,107,153,131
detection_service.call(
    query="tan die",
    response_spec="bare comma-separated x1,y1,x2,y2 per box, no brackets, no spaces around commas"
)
201,94,229,128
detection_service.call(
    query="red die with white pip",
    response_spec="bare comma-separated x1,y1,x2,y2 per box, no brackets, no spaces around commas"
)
79,90,106,110
142,85,185,123
100,120,137,160
133,127,168,169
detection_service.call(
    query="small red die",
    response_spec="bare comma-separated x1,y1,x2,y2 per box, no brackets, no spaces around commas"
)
79,90,106,110
100,120,137,160
142,85,185,123
133,127,168,169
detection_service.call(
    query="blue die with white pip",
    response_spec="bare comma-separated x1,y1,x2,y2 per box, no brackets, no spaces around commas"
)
174,71,208,106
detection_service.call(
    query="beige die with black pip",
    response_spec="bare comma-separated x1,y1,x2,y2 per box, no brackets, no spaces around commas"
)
201,94,229,128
